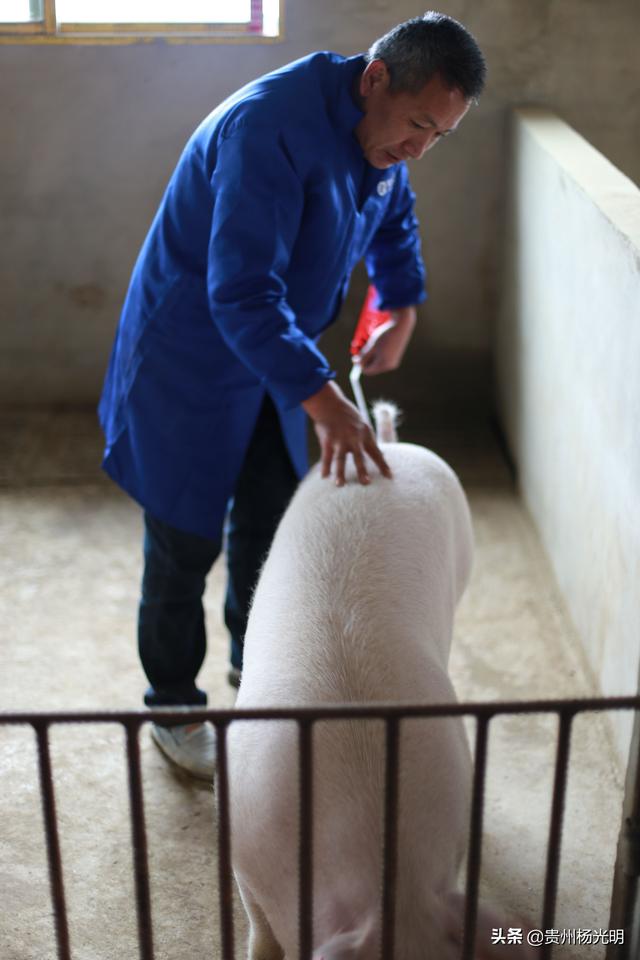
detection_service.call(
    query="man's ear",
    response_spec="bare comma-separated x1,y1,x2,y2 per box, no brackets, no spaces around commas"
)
359,59,390,98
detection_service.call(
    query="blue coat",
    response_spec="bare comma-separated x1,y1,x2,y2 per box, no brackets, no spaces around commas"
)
99,52,426,537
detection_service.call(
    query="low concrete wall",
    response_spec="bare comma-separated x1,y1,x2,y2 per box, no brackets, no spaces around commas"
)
497,107,640,760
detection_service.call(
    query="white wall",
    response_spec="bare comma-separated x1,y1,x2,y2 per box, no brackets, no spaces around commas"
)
2,0,639,403
497,107,640,759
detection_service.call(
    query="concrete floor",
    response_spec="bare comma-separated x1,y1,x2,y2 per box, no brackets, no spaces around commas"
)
0,408,627,960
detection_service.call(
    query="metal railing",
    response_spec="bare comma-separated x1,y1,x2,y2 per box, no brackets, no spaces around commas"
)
2,694,639,960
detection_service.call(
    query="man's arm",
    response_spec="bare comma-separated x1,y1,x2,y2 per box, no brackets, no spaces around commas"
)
207,128,389,484
360,165,425,375
363,165,426,312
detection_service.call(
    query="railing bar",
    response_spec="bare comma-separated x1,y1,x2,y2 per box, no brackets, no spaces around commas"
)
216,721,235,960
124,720,155,960
381,717,400,960
539,713,574,960
462,715,490,960
1,695,639,726
299,721,314,960
34,722,72,960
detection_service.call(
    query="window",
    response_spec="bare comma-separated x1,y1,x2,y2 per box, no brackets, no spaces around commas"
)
0,0,280,41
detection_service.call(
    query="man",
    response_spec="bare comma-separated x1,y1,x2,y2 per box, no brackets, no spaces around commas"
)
98,12,486,779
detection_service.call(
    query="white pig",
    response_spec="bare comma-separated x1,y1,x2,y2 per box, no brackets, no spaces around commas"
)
227,417,529,960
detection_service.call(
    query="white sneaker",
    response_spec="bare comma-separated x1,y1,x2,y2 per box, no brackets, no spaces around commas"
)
150,721,216,780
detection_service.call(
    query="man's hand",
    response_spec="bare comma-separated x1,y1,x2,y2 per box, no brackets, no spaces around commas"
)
302,381,392,486
359,306,417,375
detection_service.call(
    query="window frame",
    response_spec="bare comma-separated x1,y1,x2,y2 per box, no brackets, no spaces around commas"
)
0,0,282,43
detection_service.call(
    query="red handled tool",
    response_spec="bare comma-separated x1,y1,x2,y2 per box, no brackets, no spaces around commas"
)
349,285,396,428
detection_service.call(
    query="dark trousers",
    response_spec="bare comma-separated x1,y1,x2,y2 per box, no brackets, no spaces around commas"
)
138,397,299,707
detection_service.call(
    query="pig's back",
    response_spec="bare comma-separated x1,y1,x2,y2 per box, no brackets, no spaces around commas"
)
237,442,473,707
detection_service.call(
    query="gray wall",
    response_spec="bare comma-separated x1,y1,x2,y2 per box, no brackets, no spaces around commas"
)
2,0,639,404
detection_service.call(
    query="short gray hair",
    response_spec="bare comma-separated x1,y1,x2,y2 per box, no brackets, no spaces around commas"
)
367,11,486,102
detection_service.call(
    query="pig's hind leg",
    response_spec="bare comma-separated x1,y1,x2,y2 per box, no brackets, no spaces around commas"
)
236,873,284,960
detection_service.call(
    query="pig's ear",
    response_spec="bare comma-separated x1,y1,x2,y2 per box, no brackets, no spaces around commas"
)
442,891,537,960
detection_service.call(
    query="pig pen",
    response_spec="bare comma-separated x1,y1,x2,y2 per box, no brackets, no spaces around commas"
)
0,408,634,960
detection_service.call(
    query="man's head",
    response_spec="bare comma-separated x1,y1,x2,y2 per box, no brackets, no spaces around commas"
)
354,11,486,169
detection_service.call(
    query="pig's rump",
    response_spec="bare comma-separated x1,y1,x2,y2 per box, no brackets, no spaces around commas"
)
228,711,471,955
235,443,473,702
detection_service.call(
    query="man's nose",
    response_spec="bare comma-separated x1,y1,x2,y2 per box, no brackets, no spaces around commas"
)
404,130,438,160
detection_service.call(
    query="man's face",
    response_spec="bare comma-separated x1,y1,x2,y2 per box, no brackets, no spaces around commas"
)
354,60,471,169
